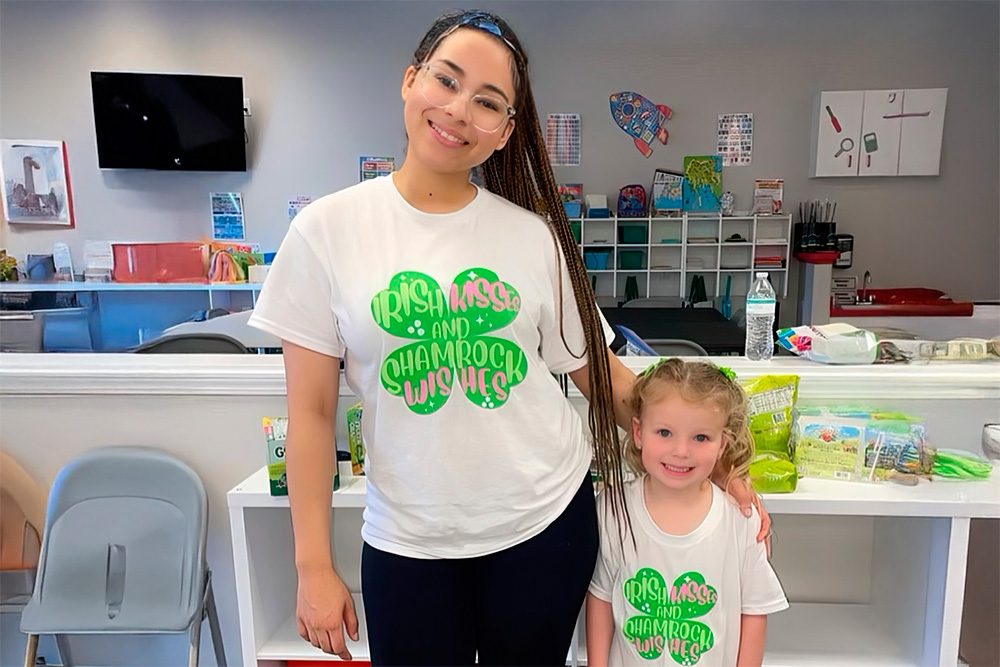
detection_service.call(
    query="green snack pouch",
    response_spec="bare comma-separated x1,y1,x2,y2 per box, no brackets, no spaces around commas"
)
262,416,289,496
741,375,800,456
263,416,339,495
347,401,365,476
749,452,798,494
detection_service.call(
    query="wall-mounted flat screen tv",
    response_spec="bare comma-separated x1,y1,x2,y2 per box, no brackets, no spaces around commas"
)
91,71,246,171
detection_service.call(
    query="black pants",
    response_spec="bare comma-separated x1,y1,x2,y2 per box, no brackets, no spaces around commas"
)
361,474,599,666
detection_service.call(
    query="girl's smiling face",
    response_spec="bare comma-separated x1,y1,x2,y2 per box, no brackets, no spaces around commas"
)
400,28,516,175
633,391,727,492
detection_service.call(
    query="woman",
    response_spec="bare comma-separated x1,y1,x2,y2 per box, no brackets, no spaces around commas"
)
250,10,767,666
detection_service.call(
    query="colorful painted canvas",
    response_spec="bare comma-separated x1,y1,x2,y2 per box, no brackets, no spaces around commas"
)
1,140,74,226
650,169,684,214
682,155,722,212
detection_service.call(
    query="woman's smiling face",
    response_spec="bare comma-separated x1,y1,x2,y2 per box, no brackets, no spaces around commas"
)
400,28,516,175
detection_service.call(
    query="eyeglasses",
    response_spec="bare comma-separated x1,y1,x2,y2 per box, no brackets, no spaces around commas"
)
416,62,515,133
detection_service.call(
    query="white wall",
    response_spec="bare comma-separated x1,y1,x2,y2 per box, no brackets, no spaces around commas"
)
0,1,997,307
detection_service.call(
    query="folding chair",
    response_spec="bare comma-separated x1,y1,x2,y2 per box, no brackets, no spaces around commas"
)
20,447,226,666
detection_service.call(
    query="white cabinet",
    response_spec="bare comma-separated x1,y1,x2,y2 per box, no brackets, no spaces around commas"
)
812,89,948,177
227,361,999,667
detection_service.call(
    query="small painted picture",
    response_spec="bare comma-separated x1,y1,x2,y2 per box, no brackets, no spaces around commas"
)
1,140,74,226
682,155,722,212
650,169,684,214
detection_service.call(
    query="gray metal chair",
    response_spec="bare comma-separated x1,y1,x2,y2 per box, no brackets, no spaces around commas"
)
645,338,709,356
622,297,684,308
20,447,226,667
132,332,249,354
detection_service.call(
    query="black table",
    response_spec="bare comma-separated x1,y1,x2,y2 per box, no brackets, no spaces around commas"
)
601,307,746,355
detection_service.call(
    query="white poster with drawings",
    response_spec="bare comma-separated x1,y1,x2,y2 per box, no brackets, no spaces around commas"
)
717,113,753,166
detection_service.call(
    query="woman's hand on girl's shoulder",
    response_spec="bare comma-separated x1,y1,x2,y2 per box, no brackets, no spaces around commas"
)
725,476,772,557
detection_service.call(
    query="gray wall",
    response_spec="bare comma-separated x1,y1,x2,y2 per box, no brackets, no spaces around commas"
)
1,0,998,308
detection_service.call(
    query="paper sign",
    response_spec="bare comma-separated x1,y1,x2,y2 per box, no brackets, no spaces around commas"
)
718,113,753,167
288,196,312,223
211,192,246,240
360,156,394,182
546,113,581,166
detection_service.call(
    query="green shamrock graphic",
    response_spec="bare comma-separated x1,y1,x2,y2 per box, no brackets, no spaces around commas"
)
371,268,528,415
622,568,717,665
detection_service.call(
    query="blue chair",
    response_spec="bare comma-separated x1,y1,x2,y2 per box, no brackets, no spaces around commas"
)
20,447,226,666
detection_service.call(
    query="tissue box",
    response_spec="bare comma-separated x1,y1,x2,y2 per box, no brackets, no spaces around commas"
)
586,194,610,218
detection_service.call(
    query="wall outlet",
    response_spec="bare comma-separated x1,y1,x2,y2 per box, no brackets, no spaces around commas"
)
243,97,252,117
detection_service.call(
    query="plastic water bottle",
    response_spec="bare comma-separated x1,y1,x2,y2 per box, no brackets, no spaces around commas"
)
745,272,776,361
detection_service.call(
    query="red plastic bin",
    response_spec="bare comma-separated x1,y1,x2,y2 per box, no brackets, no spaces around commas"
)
112,243,208,283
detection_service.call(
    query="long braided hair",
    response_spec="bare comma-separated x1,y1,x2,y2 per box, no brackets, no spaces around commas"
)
411,10,630,538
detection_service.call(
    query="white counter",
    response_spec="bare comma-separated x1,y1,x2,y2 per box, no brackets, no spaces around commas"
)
3,353,998,399
1,354,998,666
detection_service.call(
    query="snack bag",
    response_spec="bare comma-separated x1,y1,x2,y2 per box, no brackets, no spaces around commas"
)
262,416,289,496
262,416,339,495
792,416,866,480
860,420,928,481
741,375,800,456
749,452,798,494
346,401,365,476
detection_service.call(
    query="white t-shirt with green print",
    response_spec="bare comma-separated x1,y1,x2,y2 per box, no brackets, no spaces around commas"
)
589,479,788,667
249,175,614,559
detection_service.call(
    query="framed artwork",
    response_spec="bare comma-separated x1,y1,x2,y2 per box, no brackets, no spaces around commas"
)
650,169,684,214
1,140,75,226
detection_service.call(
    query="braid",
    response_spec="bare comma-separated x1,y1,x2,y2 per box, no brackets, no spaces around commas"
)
413,10,631,542
480,62,631,544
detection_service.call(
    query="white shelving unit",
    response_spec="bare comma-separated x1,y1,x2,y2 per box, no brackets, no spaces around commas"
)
0,282,262,292
574,213,792,304
229,463,999,666
0,281,261,309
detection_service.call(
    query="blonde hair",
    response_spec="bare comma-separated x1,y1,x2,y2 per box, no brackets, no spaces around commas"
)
624,359,754,491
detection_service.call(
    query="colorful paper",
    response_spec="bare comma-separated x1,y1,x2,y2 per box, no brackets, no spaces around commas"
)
360,156,394,182
546,113,581,166
717,113,753,166
288,196,312,223
211,192,245,240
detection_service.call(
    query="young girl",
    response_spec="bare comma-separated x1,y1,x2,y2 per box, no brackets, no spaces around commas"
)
251,10,765,666
587,359,787,667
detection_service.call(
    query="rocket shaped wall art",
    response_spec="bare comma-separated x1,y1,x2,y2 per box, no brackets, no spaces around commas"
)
609,91,673,158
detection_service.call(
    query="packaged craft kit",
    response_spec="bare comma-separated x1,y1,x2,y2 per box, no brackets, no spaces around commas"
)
738,374,993,494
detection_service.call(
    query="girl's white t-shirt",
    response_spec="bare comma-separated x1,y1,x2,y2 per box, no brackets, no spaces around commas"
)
589,478,788,667
249,175,614,559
